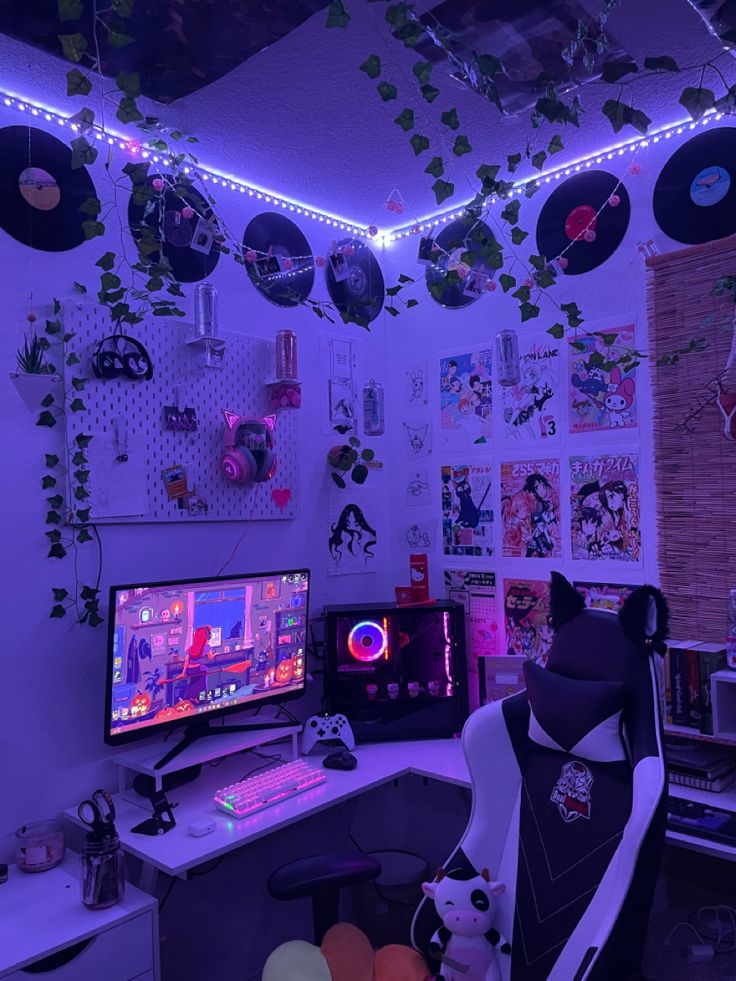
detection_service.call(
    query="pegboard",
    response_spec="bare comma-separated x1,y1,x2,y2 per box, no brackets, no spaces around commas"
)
63,301,299,523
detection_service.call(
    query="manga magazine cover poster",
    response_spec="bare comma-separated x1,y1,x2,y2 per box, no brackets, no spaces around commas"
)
574,581,636,612
439,350,493,444
441,464,494,557
570,453,641,562
568,324,638,433
500,458,561,558
502,338,560,441
503,578,553,664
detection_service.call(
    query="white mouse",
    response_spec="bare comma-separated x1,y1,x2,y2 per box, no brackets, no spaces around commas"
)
188,818,217,837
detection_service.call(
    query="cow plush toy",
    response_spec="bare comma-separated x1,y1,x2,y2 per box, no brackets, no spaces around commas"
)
422,866,511,981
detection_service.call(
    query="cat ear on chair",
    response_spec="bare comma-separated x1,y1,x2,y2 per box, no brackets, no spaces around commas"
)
548,571,585,630
619,585,670,655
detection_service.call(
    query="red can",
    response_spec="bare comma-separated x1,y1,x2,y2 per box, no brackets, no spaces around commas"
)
409,553,430,603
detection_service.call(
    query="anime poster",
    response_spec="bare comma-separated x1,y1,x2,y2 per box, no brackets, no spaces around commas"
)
570,453,641,562
574,581,636,612
326,489,381,577
503,578,553,664
502,338,560,441
441,464,494,557
568,324,638,433
439,350,493,444
444,569,497,711
500,458,561,559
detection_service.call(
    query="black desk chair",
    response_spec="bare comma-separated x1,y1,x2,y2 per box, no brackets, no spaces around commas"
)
268,852,381,944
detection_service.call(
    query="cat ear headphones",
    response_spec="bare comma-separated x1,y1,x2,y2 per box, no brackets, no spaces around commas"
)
222,412,277,485
91,333,153,381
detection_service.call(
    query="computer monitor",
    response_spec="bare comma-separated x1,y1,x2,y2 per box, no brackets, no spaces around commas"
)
104,569,310,767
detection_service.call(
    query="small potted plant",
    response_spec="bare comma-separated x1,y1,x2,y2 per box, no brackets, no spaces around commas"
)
327,435,379,488
10,317,59,412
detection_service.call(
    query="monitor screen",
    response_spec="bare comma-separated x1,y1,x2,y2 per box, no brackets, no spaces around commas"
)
105,569,309,741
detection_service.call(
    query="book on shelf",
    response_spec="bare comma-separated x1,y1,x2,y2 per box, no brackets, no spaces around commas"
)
696,643,727,735
666,740,736,780
669,769,736,793
668,640,700,727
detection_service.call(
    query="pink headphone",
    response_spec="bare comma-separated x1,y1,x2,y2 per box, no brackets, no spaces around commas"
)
221,411,277,485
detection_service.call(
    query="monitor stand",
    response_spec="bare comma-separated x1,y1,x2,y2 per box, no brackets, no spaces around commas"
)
154,719,295,770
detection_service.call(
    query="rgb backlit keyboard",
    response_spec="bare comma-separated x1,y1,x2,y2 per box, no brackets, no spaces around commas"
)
213,759,326,818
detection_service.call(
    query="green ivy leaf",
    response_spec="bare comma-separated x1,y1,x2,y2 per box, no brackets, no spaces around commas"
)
58,32,87,62
66,67,91,96
326,0,350,27
352,464,369,484
432,178,455,205
100,271,122,291
528,254,546,270
476,163,500,183
453,134,472,157
561,301,584,328
406,297,419,308
475,52,502,77
601,60,639,83
116,97,143,124
88,612,104,627
531,150,547,171
75,433,93,448
393,108,414,131
348,436,361,448
69,398,86,412
643,55,679,73
547,323,565,339
82,220,105,240
46,530,62,543
42,475,57,489
384,305,399,317
74,486,89,501
95,252,116,271
47,494,64,509
65,352,80,367
510,227,528,245
398,273,415,284
441,108,459,130
50,604,67,619
331,472,346,489
679,86,715,121
507,152,522,172
52,587,69,601
45,453,60,468
602,99,627,133
71,137,98,170
548,134,564,155
410,133,430,155
500,199,521,225
46,510,61,524
499,273,516,293
77,527,93,543
386,285,401,297
116,70,141,98
520,301,540,322
58,0,83,20
48,543,67,559
512,284,531,302
359,54,381,78
412,60,432,85
535,268,556,289
80,584,100,601
421,84,440,103
107,25,135,47
361,448,375,461
112,0,134,14
76,507,91,522
71,376,86,392
424,155,444,178
377,81,399,102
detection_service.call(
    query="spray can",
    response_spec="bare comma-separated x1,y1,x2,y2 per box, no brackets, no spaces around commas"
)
410,553,430,604
275,330,298,380
363,379,385,435
193,282,218,338
496,328,521,387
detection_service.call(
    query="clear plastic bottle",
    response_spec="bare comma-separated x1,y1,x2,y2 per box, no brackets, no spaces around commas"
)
363,379,385,435
727,589,736,669
275,330,298,380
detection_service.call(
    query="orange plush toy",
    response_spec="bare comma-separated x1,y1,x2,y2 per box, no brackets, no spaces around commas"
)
261,923,431,981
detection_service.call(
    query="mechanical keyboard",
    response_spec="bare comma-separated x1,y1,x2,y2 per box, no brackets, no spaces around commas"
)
213,759,326,818
667,795,736,844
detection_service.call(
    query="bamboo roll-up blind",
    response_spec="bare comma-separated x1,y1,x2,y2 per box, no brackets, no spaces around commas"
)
647,236,736,641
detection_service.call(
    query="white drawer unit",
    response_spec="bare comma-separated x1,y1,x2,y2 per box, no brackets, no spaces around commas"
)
0,856,159,980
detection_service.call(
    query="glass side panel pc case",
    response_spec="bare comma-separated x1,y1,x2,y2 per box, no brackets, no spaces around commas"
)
104,569,310,746
324,601,469,742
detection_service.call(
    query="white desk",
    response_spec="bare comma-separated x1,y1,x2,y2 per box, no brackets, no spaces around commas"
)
0,854,159,980
62,737,736,886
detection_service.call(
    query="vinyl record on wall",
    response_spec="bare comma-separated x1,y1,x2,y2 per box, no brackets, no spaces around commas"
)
653,127,736,244
0,125,98,252
127,173,220,282
535,170,630,275
425,216,499,308
243,212,315,307
326,238,385,325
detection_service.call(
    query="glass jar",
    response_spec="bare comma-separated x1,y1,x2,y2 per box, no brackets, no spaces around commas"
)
81,834,125,909
275,330,298,380
15,820,65,873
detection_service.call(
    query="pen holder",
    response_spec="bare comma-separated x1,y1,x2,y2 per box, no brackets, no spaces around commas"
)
81,833,125,910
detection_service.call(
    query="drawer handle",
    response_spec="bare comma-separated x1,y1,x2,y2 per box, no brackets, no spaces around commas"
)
21,938,94,973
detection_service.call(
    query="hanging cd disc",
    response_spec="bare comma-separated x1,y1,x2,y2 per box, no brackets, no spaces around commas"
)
535,171,630,275
653,127,736,244
325,238,385,325
127,173,220,282
425,216,498,308
0,125,97,252
243,212,315,307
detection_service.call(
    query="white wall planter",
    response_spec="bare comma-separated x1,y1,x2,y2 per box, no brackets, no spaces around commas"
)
9,372,60,413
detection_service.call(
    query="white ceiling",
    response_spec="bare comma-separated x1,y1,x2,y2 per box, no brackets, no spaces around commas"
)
1,0,733,228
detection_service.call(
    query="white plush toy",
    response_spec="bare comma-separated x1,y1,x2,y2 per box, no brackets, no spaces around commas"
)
421,866,511,981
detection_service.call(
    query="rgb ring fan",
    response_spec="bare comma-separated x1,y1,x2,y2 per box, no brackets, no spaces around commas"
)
348,620,387,662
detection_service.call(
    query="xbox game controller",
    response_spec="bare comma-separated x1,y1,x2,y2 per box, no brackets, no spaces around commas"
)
301,713,355,754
